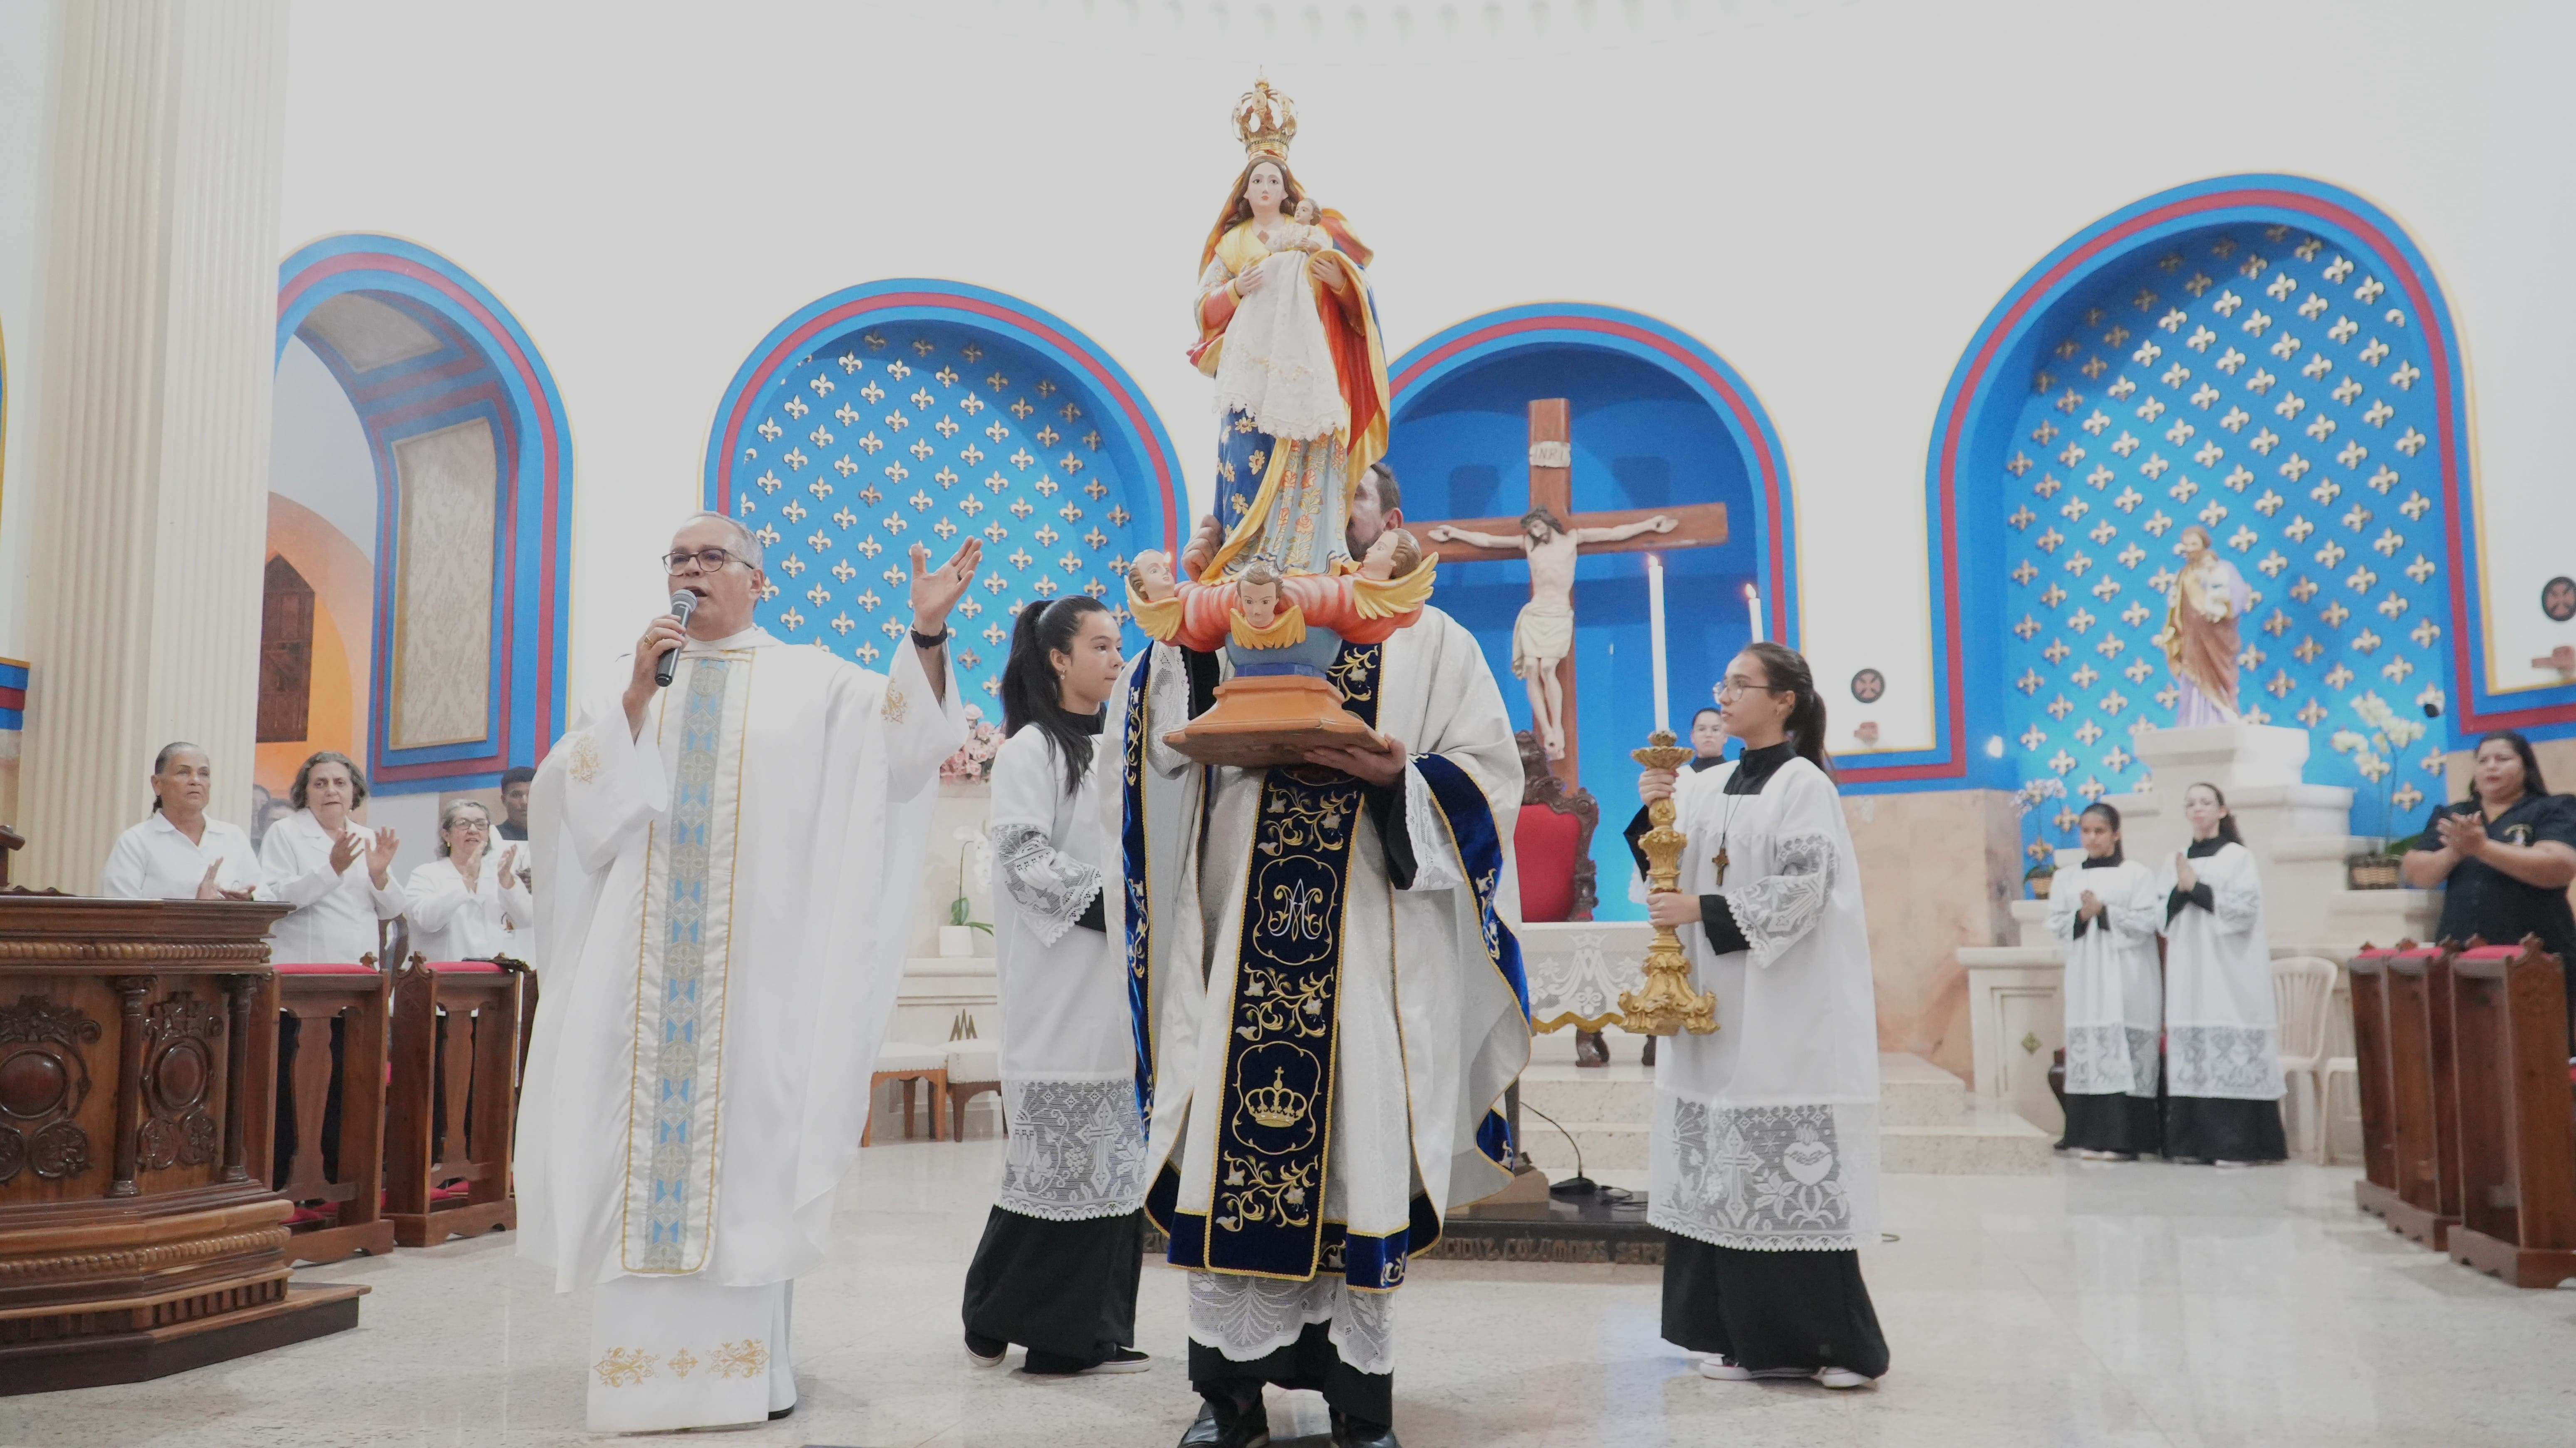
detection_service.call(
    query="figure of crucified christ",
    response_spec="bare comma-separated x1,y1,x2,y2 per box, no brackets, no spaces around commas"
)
1425,506,1676,759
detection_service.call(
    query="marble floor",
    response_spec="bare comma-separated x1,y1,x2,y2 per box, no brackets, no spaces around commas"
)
7,1143,2575,1448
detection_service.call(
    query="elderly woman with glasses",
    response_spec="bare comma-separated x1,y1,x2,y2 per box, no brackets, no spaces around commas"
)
260,751,406,965
404,799,533,962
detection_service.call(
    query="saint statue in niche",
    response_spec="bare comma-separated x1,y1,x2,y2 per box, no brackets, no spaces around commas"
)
1426,507,1675,759
2155,523,2252,725
1185,77,1391,583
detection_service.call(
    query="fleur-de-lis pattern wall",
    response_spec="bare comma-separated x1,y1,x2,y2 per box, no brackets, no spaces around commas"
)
723,322,1162,700
1998,223,2447,837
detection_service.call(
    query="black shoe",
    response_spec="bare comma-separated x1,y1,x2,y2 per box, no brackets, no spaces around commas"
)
1330,1407,1400,1448
1177,1394,1271,1448
768,1402,795,1420
965,1330,1007,1367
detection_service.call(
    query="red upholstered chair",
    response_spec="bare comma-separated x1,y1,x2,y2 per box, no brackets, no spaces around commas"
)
1510,730,1598,924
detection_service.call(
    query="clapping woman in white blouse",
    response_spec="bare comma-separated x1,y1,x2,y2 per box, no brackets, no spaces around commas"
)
260,751,405,965
404,800,532,962
98,741,266,900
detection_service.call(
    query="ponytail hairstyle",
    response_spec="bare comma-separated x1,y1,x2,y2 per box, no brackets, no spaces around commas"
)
2185,781,2247,846
1000,596,1112,794
149,740,206,815
1743,640,1833,781
2081,801,2125,863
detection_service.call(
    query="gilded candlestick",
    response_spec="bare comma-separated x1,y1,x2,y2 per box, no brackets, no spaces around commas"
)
1618,731,1720,1036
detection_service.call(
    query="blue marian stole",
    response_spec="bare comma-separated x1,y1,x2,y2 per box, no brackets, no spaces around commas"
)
1413,753,1532,1175
1120,657,1155,1123
1168,642,1383,1282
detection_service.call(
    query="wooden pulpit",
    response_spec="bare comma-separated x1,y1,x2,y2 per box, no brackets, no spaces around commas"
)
272,960,395,1265
384,955,526,1247
0,894,363,1393
2445,940,2576,1289
2381,945,2463,1249
2343,946,2407,1220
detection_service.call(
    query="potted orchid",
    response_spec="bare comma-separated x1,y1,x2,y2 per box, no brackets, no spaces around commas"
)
2329,692,2426,890
941,825,994,957
2014,776,2071,899
940,706,1003,784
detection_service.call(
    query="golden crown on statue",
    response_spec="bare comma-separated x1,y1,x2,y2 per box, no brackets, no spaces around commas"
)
1235,75,1297,161
1246,1066,1310,1129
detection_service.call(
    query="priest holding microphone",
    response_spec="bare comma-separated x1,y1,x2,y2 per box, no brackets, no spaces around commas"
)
515,511,977,1433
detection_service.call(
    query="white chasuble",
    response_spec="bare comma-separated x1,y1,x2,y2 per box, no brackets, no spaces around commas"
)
1652,756,1882,1254
1136,607,1529,1375
985,724,1146,1221
2156,841,2282,1101
513,627,961,1433
2049,858,2163,1098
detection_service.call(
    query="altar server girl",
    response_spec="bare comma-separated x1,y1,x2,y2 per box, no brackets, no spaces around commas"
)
2049,802,2162,1160
1632,641,1888,1389
958,595,1152,1377
2157,783,2288,1165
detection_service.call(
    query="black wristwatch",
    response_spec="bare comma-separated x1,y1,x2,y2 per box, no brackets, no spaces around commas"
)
910,626,953,650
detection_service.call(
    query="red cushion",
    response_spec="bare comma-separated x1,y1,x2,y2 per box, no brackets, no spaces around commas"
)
274,962,379,975
424,960,508,973
1515,808,1580,924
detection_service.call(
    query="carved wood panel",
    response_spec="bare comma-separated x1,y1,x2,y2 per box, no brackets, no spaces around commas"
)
137,989,225,1175
0,993,102,1186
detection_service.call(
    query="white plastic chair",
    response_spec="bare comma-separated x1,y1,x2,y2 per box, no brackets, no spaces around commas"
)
2272,956,2340,1162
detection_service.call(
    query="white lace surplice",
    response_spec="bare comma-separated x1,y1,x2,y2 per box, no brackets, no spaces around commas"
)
987,726,1146,1220
2050,858,2164,1098
2157,841,2282,1101
1650,757,1883,1253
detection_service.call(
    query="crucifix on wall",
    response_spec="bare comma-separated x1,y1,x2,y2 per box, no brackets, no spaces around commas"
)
1421,399,1729,784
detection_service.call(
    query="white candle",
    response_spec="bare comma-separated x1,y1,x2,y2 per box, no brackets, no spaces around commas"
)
1647,553,1669,734
1744,582,1764,642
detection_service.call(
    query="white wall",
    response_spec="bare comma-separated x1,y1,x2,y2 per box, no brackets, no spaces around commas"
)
255,0,2575,742
268,335,379,561
0,0,62,663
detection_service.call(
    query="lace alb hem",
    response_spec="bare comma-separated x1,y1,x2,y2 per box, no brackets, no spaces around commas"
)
2063,1023,2160,1098
2166,1024,2283,1100
1186,1272,1395,1376
994,1078,1147,1221
1714,833,1834,970
1651,1098,1878,1252
991,822,1102,949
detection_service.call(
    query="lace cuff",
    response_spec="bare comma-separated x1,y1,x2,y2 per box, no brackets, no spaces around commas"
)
1396,763,1465,893
1710,832,1835,970
991,823,1104,948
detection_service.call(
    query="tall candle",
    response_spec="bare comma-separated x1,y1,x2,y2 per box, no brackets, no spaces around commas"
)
1647,553,1669,734
1744,582,1764,642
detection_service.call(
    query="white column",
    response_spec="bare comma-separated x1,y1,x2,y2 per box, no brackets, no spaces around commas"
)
17,0,287,890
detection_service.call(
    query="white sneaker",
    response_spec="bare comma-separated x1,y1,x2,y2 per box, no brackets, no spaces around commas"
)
1816,1367,1874,1389
1698,1356,1754,1381
2214,1159,2254,1169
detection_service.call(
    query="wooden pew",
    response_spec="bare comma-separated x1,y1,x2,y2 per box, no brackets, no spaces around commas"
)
271,960,394,1265
384,955,526,1248
2445,939,2576,1289
2344,945,2408,1219
0,894,363,1393
2380,944,2464,1249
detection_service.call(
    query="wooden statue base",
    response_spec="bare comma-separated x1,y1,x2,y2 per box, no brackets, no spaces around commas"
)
2448,1224,2576,1289
2352,1178,2397,1219
1164,674,1382,769
2380,1197,2458,1251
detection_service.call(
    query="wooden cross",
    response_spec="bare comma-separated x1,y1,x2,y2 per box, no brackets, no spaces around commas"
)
1420,399,1730,786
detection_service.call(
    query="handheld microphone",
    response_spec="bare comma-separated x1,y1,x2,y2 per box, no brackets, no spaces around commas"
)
654,592,697,688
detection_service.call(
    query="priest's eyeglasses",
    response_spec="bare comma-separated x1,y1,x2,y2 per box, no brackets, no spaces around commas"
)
663,548,747,574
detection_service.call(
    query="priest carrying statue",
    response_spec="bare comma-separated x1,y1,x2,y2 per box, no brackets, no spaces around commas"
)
515,510,978,1433
1117,78,1533,1448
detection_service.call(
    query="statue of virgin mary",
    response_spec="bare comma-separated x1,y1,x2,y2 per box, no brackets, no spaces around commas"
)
1187,78,1391,582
